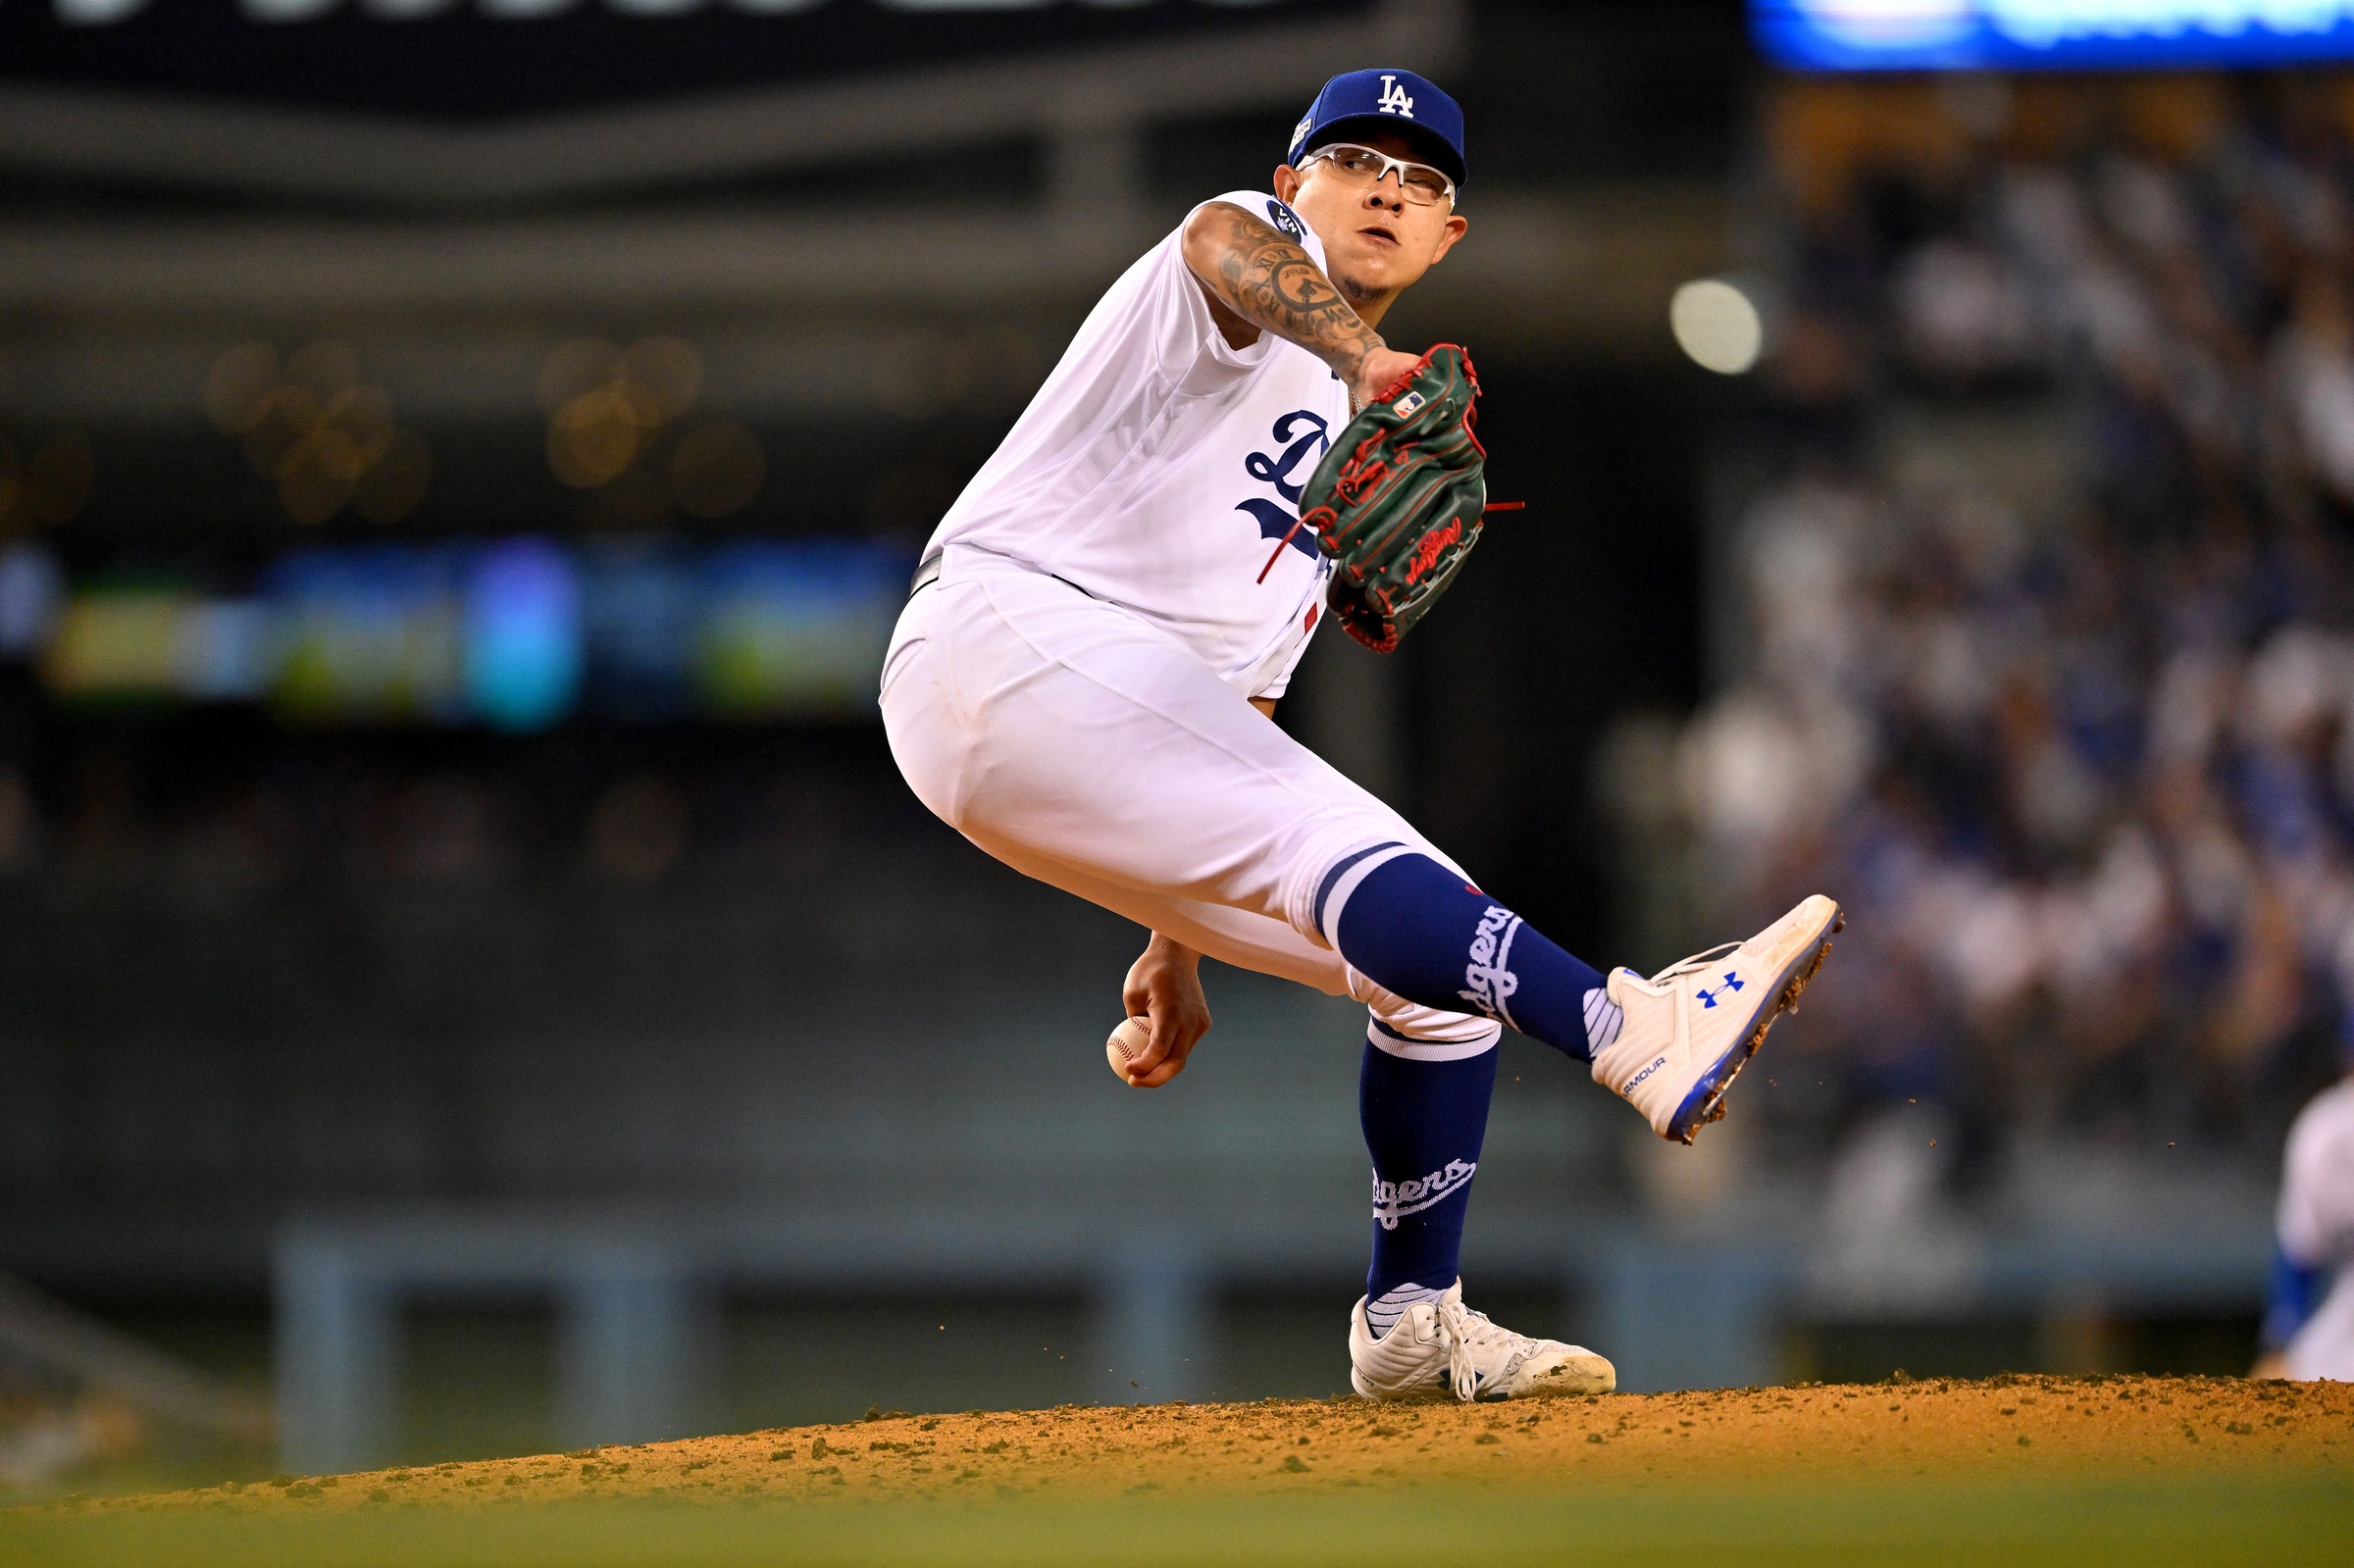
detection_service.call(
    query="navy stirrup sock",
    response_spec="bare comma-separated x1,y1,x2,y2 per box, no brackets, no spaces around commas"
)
1360,1038,1497,1323
1331,851,1615,1061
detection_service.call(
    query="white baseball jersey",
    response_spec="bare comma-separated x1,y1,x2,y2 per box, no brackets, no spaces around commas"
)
922,191,1348,699
2278,1079,2354,1381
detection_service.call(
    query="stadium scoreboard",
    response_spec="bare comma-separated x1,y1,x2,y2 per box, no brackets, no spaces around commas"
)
1757,1,2354,71
0,0,1367,118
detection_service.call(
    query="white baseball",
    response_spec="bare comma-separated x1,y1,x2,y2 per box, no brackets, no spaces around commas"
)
1106,1017,1152,1084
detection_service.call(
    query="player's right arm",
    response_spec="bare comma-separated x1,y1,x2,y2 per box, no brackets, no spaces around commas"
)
1120,933,1212,1087
1181,201,1419,408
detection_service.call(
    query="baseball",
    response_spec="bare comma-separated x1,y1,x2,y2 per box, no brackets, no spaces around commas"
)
1106,1016,1152,1084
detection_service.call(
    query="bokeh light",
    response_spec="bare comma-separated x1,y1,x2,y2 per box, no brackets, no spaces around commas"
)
1670,278,1766,376
278,453,351,528
312,386,395,484
0,542,61,658
537,337,622,415
44,590,182,698
667,421,766,519
538,334,712,501
463,538,584,733
206,341,428,525
282,340,360,403
240,383,318,480
548,388,642,489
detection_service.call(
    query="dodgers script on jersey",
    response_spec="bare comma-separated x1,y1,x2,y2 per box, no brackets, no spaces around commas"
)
923,191,1350,699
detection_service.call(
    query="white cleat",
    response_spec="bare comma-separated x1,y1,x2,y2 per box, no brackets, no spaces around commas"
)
1590,893,1842,1145
1348,1281,1615,1402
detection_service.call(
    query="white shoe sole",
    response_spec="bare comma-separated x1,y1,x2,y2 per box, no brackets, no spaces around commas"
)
1350,1352,1616,1401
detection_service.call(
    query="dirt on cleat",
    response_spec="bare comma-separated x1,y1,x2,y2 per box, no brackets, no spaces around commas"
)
1678,920,1841,1146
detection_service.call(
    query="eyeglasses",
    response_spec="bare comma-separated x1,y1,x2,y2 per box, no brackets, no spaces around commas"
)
1298,142,1456,208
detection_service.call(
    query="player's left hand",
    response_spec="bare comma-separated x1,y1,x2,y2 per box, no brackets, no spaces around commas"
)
1120,934,1212,1087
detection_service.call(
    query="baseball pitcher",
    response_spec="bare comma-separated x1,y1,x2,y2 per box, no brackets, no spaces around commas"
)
882,69,1841,1401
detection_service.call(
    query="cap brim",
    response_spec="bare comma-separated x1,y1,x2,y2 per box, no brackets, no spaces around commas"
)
1295,116,1464,187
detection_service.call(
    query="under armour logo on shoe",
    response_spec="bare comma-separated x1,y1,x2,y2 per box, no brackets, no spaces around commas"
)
1695,971,1744,1009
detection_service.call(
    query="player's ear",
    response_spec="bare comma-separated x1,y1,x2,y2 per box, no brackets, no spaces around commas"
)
1427,212,1467,266
1273,164,1303,204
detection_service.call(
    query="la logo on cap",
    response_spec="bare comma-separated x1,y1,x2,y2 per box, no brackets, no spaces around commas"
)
1377,75,1414,118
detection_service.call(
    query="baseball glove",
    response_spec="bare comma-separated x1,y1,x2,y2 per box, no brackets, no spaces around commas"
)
1297,344,1493,654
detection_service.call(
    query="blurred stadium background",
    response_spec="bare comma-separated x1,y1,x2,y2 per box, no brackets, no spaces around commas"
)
0,0,2339,1497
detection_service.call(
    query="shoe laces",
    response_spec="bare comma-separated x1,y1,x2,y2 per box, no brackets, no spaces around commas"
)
1437,1296,1534,1402
1648,940,1742,986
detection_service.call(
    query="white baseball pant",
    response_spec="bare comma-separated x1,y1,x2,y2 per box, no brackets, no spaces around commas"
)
880,548,1499,1059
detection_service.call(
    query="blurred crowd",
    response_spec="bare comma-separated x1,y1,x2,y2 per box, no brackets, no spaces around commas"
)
1663,75,2354,1167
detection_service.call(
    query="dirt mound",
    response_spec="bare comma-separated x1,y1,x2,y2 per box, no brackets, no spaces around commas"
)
72,1375,2354,1514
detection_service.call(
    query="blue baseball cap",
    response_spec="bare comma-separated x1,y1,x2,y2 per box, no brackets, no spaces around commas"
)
1287,69,1466,188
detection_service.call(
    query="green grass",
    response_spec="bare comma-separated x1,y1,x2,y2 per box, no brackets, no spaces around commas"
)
6,1474,2349,1567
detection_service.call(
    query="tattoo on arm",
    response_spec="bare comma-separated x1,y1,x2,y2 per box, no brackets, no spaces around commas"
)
1187,203,1383,388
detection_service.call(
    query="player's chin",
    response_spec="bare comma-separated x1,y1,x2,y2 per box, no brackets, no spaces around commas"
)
1335,253,1419,295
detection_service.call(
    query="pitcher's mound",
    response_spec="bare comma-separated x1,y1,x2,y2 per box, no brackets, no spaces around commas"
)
77,1374,2354,1514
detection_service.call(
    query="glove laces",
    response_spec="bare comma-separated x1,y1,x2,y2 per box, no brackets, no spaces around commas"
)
1437,1296,1530,1402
